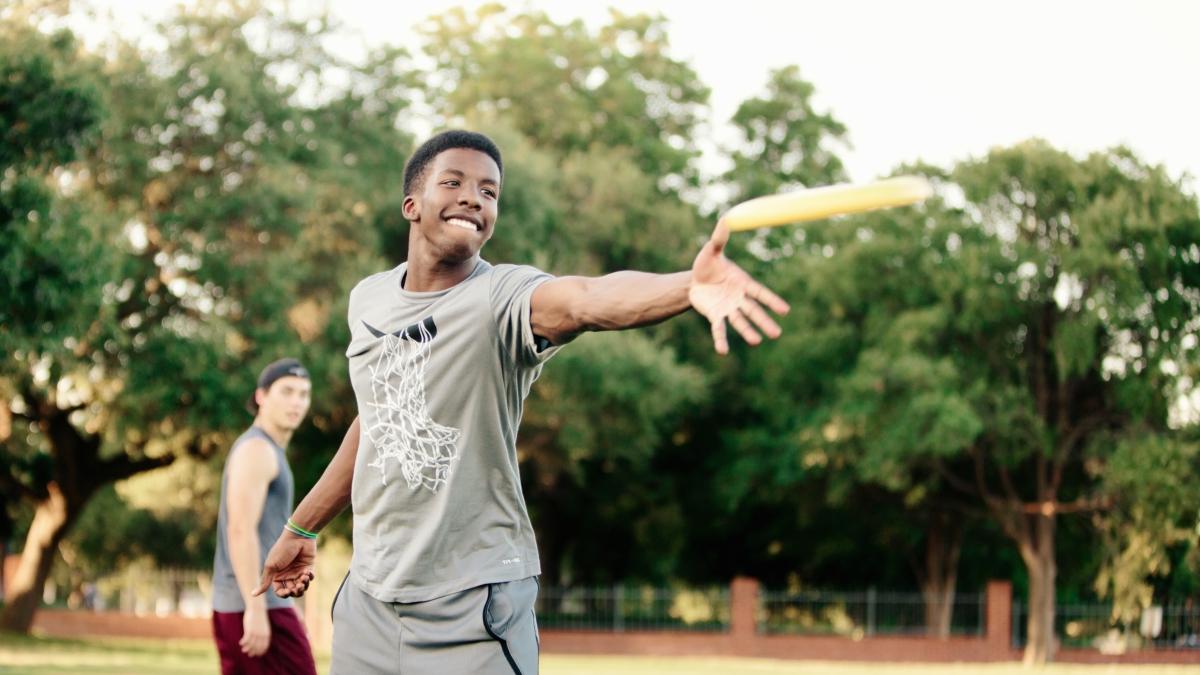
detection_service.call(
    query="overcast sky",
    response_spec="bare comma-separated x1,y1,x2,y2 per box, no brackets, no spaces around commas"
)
85,0,1200,191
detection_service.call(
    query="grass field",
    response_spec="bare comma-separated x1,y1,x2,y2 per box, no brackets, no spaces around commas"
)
0,634,1196,674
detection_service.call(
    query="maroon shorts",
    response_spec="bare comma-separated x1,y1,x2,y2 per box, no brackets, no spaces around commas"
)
212,607,318,675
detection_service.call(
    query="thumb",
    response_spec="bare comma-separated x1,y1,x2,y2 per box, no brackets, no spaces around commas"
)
252,568,273,597
709,219,730,256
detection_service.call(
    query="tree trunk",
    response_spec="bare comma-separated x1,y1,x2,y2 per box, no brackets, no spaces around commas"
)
918,515,962,638
0,397,173,634
0,482,75,634
1021,512,1057,665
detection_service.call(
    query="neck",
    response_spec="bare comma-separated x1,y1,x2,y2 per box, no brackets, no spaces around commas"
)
403,242,479,292
254,418,293,448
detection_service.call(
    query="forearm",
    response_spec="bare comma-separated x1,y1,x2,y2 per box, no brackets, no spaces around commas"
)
289,417,359,532
228,529,267,610
543,270,693,339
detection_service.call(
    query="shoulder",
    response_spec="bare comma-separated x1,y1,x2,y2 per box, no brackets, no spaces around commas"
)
228,437,280,482
488,263,553,290
489,263,545,276
350,266,400,303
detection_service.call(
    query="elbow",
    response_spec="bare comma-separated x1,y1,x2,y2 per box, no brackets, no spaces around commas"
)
537,310,586,346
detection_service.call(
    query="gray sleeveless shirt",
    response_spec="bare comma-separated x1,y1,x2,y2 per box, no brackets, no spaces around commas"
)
212,426,295,611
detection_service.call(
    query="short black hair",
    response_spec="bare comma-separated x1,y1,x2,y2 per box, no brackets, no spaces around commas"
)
402,130,503,197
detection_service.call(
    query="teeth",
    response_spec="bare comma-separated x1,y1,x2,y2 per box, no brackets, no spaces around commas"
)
447,218,479,231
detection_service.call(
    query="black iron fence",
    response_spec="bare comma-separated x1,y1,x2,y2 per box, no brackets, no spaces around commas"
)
534,585,730,632
759,588,987,637
1012,601,1200,650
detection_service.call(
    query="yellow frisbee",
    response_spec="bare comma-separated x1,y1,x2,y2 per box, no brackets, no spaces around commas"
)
722,176,933,232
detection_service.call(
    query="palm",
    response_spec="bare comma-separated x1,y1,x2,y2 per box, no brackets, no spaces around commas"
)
689,221,790,354
691,256,751,317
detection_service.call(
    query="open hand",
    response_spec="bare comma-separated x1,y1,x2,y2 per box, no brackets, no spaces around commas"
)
689,220,790,354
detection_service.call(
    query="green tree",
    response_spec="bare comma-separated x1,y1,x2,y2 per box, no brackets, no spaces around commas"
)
700,173,984,634
1094,432,1200,627
753,141,1200,662
686,65,984,618
418,5,710,188
723,64,849,203
949,142,1200,663
0,2,413,632
1,14,110,632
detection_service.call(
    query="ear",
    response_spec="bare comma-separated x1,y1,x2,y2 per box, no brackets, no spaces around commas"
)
255,388,266,407
402,194,420,221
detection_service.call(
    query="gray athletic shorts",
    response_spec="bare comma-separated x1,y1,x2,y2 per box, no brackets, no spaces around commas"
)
330,573,540,674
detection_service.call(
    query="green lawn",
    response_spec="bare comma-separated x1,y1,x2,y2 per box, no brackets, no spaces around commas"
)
1,634,1196,674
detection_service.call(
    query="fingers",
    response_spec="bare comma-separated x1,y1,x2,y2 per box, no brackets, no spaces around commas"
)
748,280,790,315
252,570,273,597
273,571,315,598
239,632,268,657
242,637,268,657
741,297,782,339
710,318,729,355
713,303,783,354
728,310,762,346
275,581,308,598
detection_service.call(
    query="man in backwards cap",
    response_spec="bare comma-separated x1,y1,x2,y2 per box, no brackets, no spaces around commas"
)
211,358,318,675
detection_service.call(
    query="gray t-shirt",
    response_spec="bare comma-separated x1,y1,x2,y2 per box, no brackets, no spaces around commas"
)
212,426,295,612
345,259,561,602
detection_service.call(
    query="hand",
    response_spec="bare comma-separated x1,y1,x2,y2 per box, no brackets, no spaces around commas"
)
240,604,271,657
253,531,316,599
689,220,790,354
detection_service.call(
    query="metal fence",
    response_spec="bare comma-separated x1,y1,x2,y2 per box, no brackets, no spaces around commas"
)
1012,601,1200,650
535,585,730,632
759,588,987,637
92,567,212,618
37,563,1200,652
65,575,734,631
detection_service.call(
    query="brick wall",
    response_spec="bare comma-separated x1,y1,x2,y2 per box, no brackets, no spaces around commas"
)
32,609,211,640
540,579,1017,663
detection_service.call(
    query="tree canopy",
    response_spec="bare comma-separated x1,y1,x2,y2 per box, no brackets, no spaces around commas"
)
2,3,1198,663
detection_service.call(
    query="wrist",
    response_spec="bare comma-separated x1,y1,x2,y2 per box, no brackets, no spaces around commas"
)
284,518,319,540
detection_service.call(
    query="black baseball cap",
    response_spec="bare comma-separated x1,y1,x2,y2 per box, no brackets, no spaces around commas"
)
246,358,310,414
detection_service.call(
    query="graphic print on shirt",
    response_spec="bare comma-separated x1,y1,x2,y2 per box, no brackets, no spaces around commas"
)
360,316,462,493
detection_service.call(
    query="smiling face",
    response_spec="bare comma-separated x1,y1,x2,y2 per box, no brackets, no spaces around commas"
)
402,148,502,265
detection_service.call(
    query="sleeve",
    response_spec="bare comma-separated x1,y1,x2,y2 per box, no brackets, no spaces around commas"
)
490,264,563,368
344,273,381,359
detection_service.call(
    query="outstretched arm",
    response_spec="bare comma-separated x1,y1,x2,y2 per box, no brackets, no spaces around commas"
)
530,221,789,353
530,270,692,343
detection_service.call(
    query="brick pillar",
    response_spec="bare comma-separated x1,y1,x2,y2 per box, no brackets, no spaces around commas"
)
985,579,1012,659
730,576,759,641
